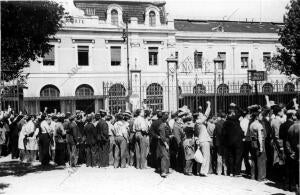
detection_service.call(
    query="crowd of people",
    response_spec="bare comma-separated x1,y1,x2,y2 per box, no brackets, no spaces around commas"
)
0,96,299,192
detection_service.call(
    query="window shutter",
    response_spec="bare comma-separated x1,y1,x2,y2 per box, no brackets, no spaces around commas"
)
111,47,121,62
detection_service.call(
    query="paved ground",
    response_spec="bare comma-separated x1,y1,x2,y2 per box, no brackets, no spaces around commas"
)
0,156,293,195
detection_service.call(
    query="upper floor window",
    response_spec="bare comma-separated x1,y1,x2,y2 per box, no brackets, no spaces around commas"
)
263,52,271,66
241,52,249,69
217,52,226,69
149,47,158,66
149,11,156,26
85,8,95,16
78,46,89,66
194,51,203,69
111,9,119,26
43,45,55,66
111,46,121,66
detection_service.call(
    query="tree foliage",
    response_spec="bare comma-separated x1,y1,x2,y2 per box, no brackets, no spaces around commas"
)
1,1,68,81
272,0,300,78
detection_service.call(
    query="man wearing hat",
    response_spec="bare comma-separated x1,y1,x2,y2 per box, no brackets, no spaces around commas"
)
270,104,285,173
83,115,97,167
157,111,171,177
149,110,163,170
285,109,300,192
279,109,296,190
170,110,185,172
124,111,135,166
113,113,127,168
96,109,109,167
222,103,244,177
66,115,82,167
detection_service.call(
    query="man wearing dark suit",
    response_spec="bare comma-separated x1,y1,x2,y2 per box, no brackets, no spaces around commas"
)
67,115,82,167
96,110,109,167
213,112,227,175
149,111,163,170
222,104,244,176
83,115,97,167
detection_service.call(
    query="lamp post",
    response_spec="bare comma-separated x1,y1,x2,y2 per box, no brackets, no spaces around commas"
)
213,57,225,116
122,21,131,110
166,55,179,112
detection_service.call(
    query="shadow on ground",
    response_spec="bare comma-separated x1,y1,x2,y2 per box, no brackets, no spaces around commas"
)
0,161,65,177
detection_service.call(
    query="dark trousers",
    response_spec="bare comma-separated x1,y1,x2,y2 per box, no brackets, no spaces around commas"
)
149,137,158,169
85,144,97,167
98,141,109,167
250,146,267,181
135,132,147,169
170,139,184,173
55,142,67,166
284,157,299,190
242,141,251,175
128,133,135,166
10,136,19,159
114,136,127,168
225,143,243,175
77,143,86,165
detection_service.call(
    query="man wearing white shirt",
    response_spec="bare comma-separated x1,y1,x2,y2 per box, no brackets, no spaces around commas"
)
133,109,148,169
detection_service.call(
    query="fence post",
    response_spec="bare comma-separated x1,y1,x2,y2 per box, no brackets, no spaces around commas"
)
214,61,217,116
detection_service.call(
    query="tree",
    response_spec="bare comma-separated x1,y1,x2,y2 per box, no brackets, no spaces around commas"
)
1,1,68,81
271,0,300,78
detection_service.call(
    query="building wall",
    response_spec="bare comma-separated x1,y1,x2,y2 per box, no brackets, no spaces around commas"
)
23,1,290,113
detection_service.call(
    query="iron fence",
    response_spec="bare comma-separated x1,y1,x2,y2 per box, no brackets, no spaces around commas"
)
104,80,299,114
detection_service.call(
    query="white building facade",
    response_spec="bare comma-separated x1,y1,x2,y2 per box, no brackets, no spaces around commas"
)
23,0,297,114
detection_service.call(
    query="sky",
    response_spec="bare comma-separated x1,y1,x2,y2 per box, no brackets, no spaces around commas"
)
164,0,289,22
58,0,290,22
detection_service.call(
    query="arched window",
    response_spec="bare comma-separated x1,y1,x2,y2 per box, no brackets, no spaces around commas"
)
40,85,60,97
149,11,156,26
75,84,94,97
146,83,163,111
240,83,252,93
217,84,229,94
262,83,273,93
109,84,126,114
193,84,206,94
111,9,118,25
284,82,295,92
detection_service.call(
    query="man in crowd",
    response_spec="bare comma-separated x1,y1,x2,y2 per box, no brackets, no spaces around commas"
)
96,110,109,168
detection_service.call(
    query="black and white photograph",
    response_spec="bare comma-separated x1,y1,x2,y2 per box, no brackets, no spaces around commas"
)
0,0,299,194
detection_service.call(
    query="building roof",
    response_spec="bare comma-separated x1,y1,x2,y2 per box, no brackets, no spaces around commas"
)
74,0,166,5
174,19,283,33
74,0,166,24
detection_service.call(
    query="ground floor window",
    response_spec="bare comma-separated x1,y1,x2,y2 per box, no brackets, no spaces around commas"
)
75,99,95,114
109,84,126,114
40,100,60,113
146,83,163,111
